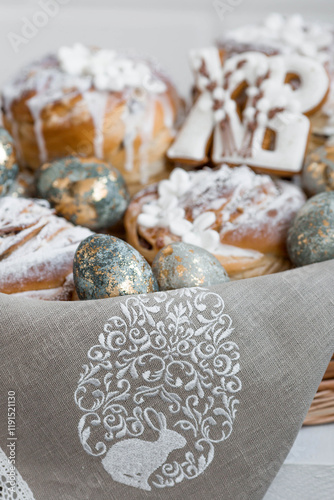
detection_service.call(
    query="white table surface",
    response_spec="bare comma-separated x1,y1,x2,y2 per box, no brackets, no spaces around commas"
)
264,424,334,500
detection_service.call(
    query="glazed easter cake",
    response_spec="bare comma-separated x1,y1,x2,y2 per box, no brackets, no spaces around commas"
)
1,44,182,192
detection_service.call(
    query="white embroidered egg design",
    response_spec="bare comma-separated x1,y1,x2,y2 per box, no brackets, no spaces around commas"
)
75,288,242,490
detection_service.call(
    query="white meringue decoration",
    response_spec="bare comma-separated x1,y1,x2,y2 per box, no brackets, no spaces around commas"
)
192,212,216,232
137,213,159,228
57,44,167,94
169,219,193,237
224,14,334,65
139,168,223,254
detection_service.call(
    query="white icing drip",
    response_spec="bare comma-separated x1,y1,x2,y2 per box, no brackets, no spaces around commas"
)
137,165,306,257
159,93,175,131
122,95,157,175
139,97,156,184
122,105,138,172
2,95,22,162
26,96,48,164
83,91,109,158
2,65,92,165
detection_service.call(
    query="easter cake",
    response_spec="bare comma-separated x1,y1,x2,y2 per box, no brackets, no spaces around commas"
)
0,196,92,300
1,44,183,193
124,165,306,279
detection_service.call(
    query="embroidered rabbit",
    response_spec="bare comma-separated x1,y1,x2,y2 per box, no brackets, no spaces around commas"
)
101,409,187,491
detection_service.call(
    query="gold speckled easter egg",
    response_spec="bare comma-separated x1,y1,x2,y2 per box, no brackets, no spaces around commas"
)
287,192,334,266
302,146,334,197
37,156,130,230
73,234,159,300
152,242,230,291
0,128,19,197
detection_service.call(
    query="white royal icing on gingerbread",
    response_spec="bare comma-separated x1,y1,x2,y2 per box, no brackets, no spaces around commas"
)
137,165,305,258
222,14,334,139
167,48,329,174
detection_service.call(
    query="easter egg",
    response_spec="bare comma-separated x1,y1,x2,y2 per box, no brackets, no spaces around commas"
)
73,234,159,300
37,156,130,230
8,169,36,198
287,192,334,267
302,145,334,196
0,128,19,197
152,242,230,291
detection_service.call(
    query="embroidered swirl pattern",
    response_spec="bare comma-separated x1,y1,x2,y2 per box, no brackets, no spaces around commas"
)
75,287,241,489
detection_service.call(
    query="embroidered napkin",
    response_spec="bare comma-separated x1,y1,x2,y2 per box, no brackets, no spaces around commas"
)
0,260,333,500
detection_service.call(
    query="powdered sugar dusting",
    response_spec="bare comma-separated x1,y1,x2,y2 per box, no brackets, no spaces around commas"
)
0,197,92,296
137,165,306,255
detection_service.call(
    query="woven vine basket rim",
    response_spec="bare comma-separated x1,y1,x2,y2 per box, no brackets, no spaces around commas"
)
304,354,334,426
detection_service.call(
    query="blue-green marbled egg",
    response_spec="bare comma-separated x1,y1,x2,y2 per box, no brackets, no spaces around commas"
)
0,128,19,197
287,192,334,267
302,145,334,197
152,242,230,291
73,234,159,300
37,156,130,230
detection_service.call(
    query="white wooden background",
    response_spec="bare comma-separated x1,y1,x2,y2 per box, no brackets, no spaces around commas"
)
0,0,332,95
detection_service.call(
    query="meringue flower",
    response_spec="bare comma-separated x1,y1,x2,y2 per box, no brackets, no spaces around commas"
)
138,168,221,254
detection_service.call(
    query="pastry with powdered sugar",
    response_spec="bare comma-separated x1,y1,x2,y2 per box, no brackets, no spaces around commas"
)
0,196,93,300
125,165,306,279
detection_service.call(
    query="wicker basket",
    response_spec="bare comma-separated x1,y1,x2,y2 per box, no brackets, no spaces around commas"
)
304,354,334,425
